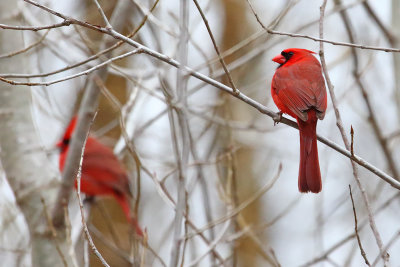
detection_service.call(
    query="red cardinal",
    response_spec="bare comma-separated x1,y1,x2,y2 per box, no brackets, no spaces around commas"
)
58,117,143,236
271,48,327,193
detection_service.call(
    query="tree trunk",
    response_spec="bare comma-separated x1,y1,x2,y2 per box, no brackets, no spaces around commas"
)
0,2,75,266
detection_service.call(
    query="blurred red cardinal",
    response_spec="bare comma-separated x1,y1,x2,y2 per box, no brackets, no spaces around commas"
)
58,117,143,236
271,48,327,193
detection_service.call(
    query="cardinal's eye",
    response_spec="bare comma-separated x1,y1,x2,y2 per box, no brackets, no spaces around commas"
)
63,138,70,146
281,51,294,60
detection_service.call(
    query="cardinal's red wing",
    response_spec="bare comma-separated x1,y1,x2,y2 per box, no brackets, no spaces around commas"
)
272,59,327,121
81,138,132,197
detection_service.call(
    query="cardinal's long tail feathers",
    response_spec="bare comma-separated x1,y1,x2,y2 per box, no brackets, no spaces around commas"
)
114,193,144,237
297,110,322,193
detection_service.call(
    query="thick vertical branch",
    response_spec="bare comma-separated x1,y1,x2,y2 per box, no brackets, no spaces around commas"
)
169,1,190,266
391,0,400,122
0,1,74,266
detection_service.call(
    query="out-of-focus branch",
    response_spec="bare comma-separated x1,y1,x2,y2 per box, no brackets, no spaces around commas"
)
319,1,389,265
372,230,400,266
0,48,143,86
0,29,50,59
334,0,399,180
300,191,399,266
362,0,397,46
391,0,400,123
186,164,281,238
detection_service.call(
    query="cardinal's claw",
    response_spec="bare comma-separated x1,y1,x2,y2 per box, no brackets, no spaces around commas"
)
273,112,283,126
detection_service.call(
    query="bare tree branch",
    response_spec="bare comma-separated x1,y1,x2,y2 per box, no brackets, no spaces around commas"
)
349,185,371,266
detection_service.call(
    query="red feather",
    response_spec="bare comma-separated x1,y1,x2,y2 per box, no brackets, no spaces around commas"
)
58,116,143,235
271,48,327,193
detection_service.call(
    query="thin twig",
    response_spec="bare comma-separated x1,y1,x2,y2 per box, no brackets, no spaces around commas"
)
351,125,354,157
0,19,71,31
192,0,239,95
349,185,371,266
75,113,111,267
0,29,50,59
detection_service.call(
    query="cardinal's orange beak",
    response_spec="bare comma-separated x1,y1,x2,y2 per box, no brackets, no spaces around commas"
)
272,54,286,64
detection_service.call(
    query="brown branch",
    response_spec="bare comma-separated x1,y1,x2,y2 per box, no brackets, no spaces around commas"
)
192,0,239,95
349,185,371,266
350,126,355,157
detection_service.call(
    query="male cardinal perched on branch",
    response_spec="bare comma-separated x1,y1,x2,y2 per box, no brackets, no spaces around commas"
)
271,48,327,193
58,116,143,236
